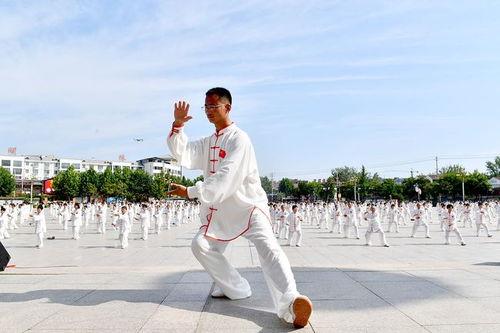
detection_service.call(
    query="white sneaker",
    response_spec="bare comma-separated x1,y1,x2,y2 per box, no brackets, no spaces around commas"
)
211,286,225,298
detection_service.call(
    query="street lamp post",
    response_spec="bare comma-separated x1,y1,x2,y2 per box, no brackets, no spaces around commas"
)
457,173,466,201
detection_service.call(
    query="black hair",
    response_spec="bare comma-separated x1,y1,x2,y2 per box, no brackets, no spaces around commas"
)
206,87,232,104
292,205,298,209
446,204,453,209
37,204,44,210
0,206,5,212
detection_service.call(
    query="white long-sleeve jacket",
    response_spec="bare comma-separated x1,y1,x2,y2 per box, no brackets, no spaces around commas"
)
167,123,269,241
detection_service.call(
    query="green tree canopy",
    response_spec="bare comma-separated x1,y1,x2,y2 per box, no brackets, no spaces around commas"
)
278,178,296,197
53,166,80,200
0,167,16,197
486,156,500,177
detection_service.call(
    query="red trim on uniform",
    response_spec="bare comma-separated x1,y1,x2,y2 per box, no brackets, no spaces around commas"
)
168,123,183,138
202,206,272,242
209,159,218,162
210,146,220,149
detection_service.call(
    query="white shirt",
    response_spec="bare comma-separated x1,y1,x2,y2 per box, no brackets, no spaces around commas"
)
168,123,269,241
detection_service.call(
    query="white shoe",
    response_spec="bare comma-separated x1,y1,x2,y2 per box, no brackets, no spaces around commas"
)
211,286,225,298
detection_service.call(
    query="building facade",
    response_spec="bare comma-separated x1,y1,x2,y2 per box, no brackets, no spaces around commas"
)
0,154,182,182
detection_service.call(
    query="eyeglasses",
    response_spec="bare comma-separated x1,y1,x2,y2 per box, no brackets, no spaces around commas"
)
201,104,226,111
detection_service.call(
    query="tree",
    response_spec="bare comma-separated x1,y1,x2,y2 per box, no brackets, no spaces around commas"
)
260,176,273,194
379,179,403,200
401,176,433,200
440,164,466,175
433,173,462,200
127,169,153,202
278,178,295,197
465,171,491,198
53,166,80,200
0,167,16,197
331,166,358,183
151,173,168,200
296,181,314,199
486,156,500,177
79,169,100,200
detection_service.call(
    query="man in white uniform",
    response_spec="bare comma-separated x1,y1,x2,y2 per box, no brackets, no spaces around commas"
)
287,205,303,247
166,88,312,328
442,204,466,246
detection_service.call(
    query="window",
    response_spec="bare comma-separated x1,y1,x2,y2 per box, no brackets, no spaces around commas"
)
13,160,22,167
13,168,22,175
73,164,80,169
1,160,11,167
61,163,70,168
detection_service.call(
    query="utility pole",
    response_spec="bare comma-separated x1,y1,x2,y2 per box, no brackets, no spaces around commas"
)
410,169,414,178
435,156,439,175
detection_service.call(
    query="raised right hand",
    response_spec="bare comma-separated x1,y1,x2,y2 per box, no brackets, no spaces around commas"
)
173,100,192,127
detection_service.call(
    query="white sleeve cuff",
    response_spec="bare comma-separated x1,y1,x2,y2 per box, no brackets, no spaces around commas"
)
187,186,199,199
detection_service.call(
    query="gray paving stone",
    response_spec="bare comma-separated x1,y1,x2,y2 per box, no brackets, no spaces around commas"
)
1,215,500,332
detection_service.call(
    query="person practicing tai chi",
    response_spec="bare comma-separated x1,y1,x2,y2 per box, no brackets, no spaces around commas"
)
364,204,390,247
442,204,466,246
166,87,313,328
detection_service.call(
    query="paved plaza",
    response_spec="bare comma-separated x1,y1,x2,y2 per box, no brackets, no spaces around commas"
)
1,215,500,333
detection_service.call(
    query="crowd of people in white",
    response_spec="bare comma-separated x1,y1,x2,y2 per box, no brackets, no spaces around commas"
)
0,200,200,248
0,199,499,249
269,200,499,247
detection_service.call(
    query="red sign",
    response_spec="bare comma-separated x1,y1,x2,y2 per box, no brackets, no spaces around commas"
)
43,179,54,195
7,147,16,155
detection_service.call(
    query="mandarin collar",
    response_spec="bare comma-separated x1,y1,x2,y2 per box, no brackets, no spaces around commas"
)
214,122,236,136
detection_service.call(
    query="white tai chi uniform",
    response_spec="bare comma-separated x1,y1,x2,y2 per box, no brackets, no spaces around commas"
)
442,210,465,245
168,122,300,323
343,205,360,239
33,211,47,247
475,208,492,237
0,210,10,239
138,209,151,240
277,208,289,240
71,208,83,240
410,207,430,238
364,210,389,247
386,206,400,233
287,211,303,247
114,212,132,249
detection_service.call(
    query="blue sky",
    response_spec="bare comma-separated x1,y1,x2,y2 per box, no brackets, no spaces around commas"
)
0,0,499,180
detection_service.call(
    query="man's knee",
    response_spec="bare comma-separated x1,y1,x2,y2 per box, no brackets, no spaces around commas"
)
191,233,209,256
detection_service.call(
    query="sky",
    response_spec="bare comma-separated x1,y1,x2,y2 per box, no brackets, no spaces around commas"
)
0,0,499,180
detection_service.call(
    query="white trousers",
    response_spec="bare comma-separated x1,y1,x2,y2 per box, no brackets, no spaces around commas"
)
387,219,399,233
72,226,80,239
445,227,464,244
142,224,149,240
365,228,388,246
289,229,302,246
411,221,430,237
476,222,491,236
98,218,106,234
191,209,299,323
279,222,289,240
119,231,129,248
37,232,44,247
343,223,360,239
